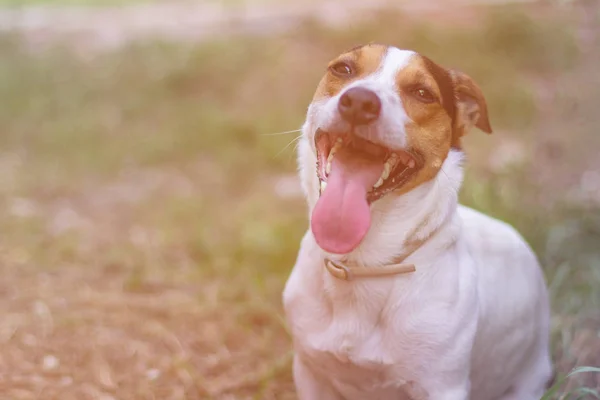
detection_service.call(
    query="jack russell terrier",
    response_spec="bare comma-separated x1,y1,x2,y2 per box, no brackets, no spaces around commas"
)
282,44,553,400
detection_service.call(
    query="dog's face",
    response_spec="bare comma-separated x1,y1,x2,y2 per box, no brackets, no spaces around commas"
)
301,44,492,255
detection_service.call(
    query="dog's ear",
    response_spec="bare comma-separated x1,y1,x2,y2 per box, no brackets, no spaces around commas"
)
449,69,492,146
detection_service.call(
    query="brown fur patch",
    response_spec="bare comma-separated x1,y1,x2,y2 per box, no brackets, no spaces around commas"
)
394,55,454,195
312,44,388,101
450,69,493,148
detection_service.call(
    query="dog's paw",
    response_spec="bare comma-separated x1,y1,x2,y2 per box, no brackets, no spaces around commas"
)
401,380,429,400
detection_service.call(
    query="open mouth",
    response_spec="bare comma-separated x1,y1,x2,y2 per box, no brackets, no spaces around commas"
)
314,129,421,203
310,128,422,254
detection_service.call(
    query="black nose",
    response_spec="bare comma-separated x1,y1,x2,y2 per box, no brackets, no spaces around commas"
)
338,87,381,125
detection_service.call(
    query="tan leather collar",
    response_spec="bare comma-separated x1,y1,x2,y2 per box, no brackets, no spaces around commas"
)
324,258,415,280
323,226,440,281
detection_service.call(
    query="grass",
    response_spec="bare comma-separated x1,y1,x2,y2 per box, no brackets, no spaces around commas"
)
0,0,145,6
0,0,307,7
0,3,598,399
542,367,600,400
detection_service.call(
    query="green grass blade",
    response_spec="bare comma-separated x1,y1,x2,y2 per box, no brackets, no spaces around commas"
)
541,366,600,400
568,367,600,376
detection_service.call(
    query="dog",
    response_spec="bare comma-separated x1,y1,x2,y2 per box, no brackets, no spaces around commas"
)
282,44,553,400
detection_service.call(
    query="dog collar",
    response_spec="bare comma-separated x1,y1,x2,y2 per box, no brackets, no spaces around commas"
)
322,225,444,281
324,258,415,281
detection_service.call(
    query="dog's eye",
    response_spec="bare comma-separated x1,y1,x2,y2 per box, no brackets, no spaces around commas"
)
330,62,353,77
411,87,436,104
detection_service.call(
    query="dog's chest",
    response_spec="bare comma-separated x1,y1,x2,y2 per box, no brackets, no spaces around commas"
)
301,325,407,395
299,284,399,367
303,318,391,366
292,296,422,398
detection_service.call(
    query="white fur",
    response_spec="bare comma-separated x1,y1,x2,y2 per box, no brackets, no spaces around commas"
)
310,48,415,152
283,46,553,399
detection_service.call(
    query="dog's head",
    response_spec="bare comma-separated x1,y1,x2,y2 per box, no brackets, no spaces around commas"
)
299,44,492,256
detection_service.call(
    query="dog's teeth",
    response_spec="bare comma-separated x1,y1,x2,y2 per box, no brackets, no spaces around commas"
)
330,140,342,156
326,152,335,175
387,154,398,169
378,157,396,184
381,161,392,181
373,177,384,188
325,139,343,176
320,180,327,193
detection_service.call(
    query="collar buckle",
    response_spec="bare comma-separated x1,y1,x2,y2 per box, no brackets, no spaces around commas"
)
325,259,354,281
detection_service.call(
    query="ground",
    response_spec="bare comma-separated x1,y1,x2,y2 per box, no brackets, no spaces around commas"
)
0,1,599,399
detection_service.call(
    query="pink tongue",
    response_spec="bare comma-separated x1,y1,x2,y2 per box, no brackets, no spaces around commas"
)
311,149,384,254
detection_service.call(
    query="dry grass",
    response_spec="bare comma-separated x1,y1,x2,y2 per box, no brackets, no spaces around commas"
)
0,2,599,399
0,261,295,399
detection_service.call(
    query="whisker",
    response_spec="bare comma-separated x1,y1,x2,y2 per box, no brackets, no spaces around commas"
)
439,168,459,196
261,129,302,136
290,140,303,162
274,134,303,158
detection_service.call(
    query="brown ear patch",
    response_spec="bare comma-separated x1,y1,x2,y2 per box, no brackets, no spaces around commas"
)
449,69,492,148
394,55,454,195
312,44,388,101
420,56,457,124
395,56,453,127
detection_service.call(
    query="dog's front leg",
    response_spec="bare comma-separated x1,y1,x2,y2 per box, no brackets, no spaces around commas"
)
425,381,470,400
293,355,342,400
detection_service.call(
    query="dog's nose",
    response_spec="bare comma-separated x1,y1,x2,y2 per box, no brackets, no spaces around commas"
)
338,87,381,125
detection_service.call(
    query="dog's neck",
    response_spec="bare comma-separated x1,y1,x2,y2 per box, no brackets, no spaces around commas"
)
298,137,465,269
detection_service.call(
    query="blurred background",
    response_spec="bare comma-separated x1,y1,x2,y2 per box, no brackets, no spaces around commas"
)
0,0,598,399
